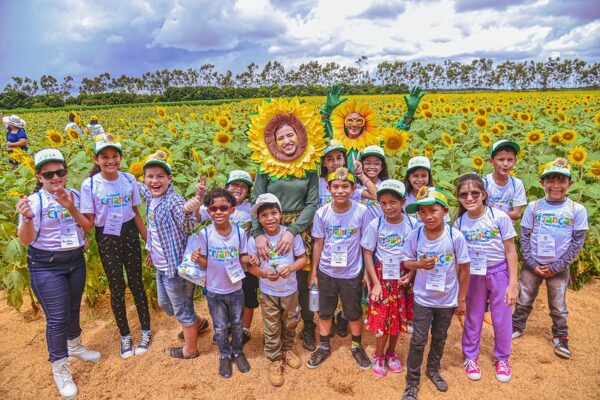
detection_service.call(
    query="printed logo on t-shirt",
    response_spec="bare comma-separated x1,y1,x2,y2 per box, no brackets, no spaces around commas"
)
489,195,514,210
319,193,333,207
417,250,455,267
378,233,408,249
362,199,380,208
47,205,74,223
101,193,132,207
461,227,501,243
208,246,239,262
326,225,358,239
535,213,573,228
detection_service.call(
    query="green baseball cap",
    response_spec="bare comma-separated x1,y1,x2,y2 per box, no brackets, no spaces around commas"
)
227,170,253,187
405,187,449,214
490,139,520,158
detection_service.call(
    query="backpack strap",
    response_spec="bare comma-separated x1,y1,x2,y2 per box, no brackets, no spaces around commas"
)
407,215,414,229
377,216,382,231
510,176,516,191
529,200,539,239
31,191,43,244
416,226,422,243
483,176,488,189
204,227,209,256
488,206,504,240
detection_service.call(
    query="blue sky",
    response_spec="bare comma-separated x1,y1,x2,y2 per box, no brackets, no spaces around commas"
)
1,0,599,88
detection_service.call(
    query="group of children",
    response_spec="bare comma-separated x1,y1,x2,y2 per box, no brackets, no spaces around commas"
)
17,134,588,399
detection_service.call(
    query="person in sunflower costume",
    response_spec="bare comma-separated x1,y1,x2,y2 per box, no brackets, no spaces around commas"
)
321,85,425,173
248,97,326,351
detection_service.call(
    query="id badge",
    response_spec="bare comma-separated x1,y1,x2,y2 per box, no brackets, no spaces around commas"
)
331,243,348,268
382,256,401,280
426,267,446,292
470,251,487,276
537,234,555,257
103,212,123,236
60,225,79,249
225,262,245,284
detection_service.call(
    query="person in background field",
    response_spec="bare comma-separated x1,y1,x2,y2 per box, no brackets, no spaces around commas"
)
5,115,29,166
16,149,100,399
87,115,105,139
512,158,588,360
64,112,83,138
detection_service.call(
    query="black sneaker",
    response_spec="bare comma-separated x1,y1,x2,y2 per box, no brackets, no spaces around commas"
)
402,385,419,400
120,335,134,359
300,321,316,351
306,347,331,369
219,356,232,378
243,330,251,344
426,369,448,392
178,318,210,340
233,352,250,373
336,311,349,337
134,331,151,356
351,347,371,369
552,336,571,359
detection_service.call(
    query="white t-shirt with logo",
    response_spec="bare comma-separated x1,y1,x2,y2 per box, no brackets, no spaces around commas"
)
402,226,470,308
318,177,361,208
312,201,370,279
521,198,589,265
64,122,83,137
199,223,247,295
361,215,418,263
80,172,141,226
454,207,516,266
18,189,85,251
484,173,527,213
357,179,382,219
145,196,168,273
247,226,305,297
199,201,252,234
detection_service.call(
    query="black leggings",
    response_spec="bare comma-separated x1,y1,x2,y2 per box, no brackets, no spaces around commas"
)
96,218,150,336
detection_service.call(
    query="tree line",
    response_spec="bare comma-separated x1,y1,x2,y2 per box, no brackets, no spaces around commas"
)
2,57,598,109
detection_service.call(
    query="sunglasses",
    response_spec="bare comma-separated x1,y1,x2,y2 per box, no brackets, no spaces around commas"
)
344,116,365,127
207,205,231,213
458,190,483,200
40,169,68,180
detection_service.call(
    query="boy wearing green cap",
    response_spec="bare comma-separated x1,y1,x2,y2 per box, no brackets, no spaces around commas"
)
485,140,527,221
512,158,588,359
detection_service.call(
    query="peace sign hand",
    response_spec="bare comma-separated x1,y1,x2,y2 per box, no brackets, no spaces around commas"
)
195,176,207,200
54,187,75,211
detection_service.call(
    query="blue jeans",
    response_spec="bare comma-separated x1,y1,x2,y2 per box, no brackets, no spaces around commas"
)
156,271,198,327
206,289,244,357
28,246,86,362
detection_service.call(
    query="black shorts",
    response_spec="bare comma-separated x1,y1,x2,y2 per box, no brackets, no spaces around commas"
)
317,269,362,321
242,273,259,309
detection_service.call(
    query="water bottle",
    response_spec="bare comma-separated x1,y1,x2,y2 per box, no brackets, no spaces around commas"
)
309,285,319,312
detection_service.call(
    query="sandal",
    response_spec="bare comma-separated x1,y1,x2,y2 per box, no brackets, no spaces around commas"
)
169,346,199,359
178,318,210,340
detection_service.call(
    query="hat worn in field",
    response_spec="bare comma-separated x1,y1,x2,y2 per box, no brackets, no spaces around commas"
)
490,139,520,158
94,134,122,155
405,186,448,214
360,145,385,161
540,158,571,180
323,139,347,156
144,159,172,175
377,179,406,198
34,149,65,169
327,167,356,184
251,193,282,217
227,170,253,188
406,156,431,174
7,115,25,129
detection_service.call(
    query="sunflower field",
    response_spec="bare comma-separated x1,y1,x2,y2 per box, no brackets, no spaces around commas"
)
1,90,599,311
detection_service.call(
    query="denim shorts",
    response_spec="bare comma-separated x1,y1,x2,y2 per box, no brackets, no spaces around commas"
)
156,271,198,326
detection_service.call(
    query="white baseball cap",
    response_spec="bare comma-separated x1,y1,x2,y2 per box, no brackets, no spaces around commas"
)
227,170,253,187
360,145,385,161
34,149,65,169
540,158,572,180
377,179,406,198
323,139,347,156
406,156,431,173
94,139,122,155
251,193,282,217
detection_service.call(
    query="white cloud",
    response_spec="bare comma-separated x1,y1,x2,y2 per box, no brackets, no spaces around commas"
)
106,35,124,44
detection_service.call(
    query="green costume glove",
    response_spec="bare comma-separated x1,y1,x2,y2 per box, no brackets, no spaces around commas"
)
322,84,348,116
396,86,426,131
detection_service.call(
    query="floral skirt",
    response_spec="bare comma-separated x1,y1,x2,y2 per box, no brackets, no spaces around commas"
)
281,211,312,271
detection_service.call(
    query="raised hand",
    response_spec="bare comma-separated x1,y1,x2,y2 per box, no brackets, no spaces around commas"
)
195,176,207,200
16,196,34,219
324,84,347,114
404,86,426,117
183,196,202,213
54,187,75,211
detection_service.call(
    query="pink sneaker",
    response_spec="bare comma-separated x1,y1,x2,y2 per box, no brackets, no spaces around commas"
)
495,360,512,383
464,359,482,381
385,351,403,373
371,355,387,377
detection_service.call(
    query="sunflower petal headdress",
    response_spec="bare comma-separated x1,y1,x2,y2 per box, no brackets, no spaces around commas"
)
247,98,326,179
330,100,380,151
327,167,355,184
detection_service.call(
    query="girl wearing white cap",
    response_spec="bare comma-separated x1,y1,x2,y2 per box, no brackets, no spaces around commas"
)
16,149,100,399
404,156,433,211
358,144,389,219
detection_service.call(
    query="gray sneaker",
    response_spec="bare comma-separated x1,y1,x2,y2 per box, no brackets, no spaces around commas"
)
552,336,571,359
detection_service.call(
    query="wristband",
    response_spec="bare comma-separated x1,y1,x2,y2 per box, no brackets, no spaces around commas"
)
22,216,33,222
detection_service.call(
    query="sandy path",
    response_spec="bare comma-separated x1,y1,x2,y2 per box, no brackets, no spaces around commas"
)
1,278,600,400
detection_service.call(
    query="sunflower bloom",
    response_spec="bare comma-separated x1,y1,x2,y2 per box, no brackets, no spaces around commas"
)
518,112,533,123
548,133,562,146
526,130,544,145
568,146,587,165
410,149,420,157
47,129,64,146
381,127,409,155
129,161,144,178
588,160,600,181
214,131,232,147
156,106,166,119
423,110,434,119
441,131,454,148
23,157,35,173
479,133,492,147
216,115,231,131
594,113,600,125
472,156,485,170
560,129,577,144
458,122,468,133
473,116,488,130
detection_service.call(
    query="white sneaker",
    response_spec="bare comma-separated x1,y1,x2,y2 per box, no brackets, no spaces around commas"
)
68,336,101,363
464,359,482,381
134,331,152,356
52,357,78,399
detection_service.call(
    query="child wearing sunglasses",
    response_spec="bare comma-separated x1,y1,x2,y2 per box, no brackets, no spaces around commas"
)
16,149,100,400
454,174,518,383
80,137,151,359
191,188,251,378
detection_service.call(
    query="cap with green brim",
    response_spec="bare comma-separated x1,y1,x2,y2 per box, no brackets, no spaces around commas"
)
94,139,122,155
360,145,385,161
377,179,406,198
406,156,431,174
405,187,449,214
323,139,347,156
34,149,65,169
490,139,520,158
227,170,253,187
144,158,172,175
540,158,571,180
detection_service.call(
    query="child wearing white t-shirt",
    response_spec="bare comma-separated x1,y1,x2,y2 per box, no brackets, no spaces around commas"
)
401,187,470,400
512,158,588,360
246,193,307,387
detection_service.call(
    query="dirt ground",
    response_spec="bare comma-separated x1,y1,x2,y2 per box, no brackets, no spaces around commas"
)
1,278,600,400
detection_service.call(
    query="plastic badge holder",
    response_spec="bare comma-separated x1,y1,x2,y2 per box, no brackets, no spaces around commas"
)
178,261,206,286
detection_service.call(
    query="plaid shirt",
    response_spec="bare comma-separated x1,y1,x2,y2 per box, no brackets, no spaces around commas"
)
141,183,196,278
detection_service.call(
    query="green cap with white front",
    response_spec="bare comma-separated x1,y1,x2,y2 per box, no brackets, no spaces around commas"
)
405,186,449,214
360,145,385,161
323,139,347,156
34,149,65,169
540,158,571,179
227,170,253,187
490,139,520,158
377,179,406,198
